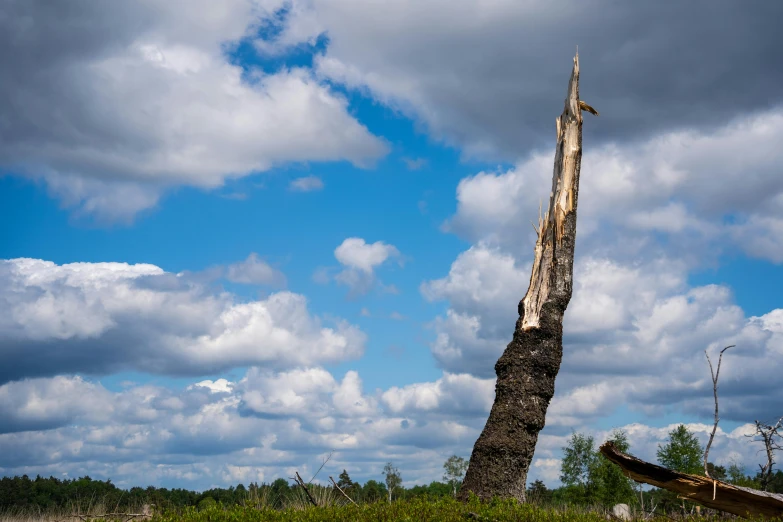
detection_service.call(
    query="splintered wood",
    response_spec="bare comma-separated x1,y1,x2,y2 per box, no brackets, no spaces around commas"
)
600,441,783,519
521,53,586,331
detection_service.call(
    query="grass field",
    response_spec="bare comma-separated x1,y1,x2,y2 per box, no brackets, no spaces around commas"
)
2,496,778,522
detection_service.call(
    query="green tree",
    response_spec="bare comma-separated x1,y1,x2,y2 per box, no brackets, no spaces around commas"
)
560,431,599,504
336,470,353,490
656,424,704,475
335,469,358,499
766,470,783,493
426,481,451,497
403,480,450,499
269,478,291,507
526,479,552,504
706,462,727,481
727,461,746,483
442,455,468,497
656,424,704,514
360,480,387,503
592,429,636,507
727,461,760,488
382,462,402,503
196,497,216,511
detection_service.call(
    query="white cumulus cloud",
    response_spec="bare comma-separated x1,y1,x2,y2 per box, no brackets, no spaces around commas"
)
0,1,387,221
0,258,365,382
332,238,401,296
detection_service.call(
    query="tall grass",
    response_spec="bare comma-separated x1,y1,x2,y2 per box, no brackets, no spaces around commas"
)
1,495,154,522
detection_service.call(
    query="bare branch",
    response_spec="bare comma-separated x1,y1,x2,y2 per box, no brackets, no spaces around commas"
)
747,417,783,491
292,472,318,507
704,345,734,478
329,475,358,506
578,100,599,115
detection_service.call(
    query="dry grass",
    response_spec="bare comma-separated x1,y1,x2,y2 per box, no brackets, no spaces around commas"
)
1,501,154,522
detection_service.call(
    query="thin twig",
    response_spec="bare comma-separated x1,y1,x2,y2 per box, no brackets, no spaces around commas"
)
308,451,333,484
646,500,660,521
329,475,358,506
704,345,734,478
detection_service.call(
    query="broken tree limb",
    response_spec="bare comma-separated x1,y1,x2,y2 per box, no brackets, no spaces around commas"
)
599,441,783,519
292,471,318,507
329,475,358,506
578,100,599,116
458,51,595,502
59,514,149,522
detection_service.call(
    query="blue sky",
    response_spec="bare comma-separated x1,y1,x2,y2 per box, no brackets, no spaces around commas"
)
1,0,782,492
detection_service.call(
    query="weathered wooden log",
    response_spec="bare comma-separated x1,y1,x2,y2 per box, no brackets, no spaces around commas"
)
458,51,594,502
600,441,783,518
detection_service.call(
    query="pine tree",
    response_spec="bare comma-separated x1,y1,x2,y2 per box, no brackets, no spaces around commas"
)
526,479,551,504
336,469,353,490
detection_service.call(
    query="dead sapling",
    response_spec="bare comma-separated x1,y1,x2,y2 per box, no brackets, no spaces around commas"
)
290,451,334,507
704,345,734,498
291,472,318,507
746,417,783,492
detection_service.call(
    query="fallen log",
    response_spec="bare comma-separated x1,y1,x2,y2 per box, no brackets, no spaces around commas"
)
599,441,783,519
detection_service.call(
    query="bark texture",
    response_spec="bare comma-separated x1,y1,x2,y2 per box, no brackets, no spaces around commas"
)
458,53,587,502
600,441,783,519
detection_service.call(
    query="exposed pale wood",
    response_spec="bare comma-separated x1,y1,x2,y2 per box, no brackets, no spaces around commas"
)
599,441,783,519
329,475,358,506
521,53,590,330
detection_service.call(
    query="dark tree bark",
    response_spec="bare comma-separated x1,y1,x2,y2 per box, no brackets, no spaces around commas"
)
458,52,594,502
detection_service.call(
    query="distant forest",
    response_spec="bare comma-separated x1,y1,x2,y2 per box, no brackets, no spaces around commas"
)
0,473,450,512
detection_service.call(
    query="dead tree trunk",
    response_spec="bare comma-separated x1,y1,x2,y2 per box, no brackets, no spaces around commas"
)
458,52,594,502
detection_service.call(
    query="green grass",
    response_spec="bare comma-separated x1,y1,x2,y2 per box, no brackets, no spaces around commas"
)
157,497,601,522
149,497,779,522
4,496,780,522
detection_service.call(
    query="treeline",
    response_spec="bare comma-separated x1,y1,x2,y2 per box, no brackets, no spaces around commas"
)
0,475,201,512
0,473,453,513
